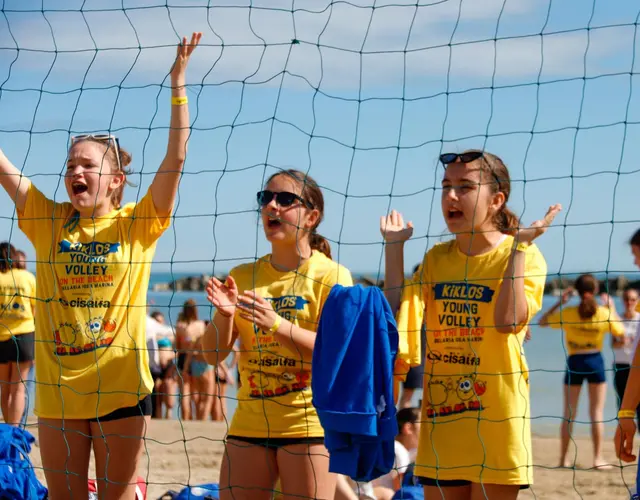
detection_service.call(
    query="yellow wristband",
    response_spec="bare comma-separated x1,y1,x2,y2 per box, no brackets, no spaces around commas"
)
618,409,636,419
268,314,282,334
514,241,529,253
171,96,188,106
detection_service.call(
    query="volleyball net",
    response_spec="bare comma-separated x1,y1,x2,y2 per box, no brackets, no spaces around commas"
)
1,0,639,498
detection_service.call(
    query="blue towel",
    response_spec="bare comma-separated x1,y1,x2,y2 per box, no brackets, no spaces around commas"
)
312,284,399,482
0,424,47,499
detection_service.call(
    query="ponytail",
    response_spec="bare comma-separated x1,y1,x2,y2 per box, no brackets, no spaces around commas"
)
494,206,519,236
574,274,599,319
310,232,332,259
578,294,598,320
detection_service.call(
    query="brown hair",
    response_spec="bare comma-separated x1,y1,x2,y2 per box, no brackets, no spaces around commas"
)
71,137,135,209
631,228,640,247
0,242,17,273
181,299,198,324
265,169,332,259
463,149,519,235
575,274,598,320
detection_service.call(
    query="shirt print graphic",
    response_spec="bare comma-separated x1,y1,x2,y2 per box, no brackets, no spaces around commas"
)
425,281,494,418
247,294,310,399
53,239,120,357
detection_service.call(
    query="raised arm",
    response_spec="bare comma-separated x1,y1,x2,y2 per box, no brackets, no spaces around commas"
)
150,32,202,217
494,204,561,333
0,149,31,213
380,210,414,315
538,289,572,327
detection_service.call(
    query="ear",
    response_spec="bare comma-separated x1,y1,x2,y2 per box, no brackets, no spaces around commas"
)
108,170,126,192
490,190,506,214
303,207,320,230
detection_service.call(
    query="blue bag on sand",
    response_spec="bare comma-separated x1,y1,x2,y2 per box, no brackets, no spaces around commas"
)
158,483,219,500
0,424,47,499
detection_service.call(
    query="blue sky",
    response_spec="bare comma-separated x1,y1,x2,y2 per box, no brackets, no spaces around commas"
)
0,0,639,280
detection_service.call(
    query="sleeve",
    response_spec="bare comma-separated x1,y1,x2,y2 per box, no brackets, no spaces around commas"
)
395,254,428,381
17,183,61,244
544,310,563,329
395,444,412,474
27,272,36,315
523,245,548,328
318,263,353,310
607,312,626,338
126,188,172,246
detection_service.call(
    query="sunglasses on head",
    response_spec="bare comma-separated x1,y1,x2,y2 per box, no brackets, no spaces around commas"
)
440,151,501,185
439,151,484,165
70,134,122,169
257,190,313,209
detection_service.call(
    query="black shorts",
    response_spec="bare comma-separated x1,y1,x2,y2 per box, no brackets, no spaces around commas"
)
88,395,152,422
226,435,325,449
0,332,34,364
403,365,423,390
416,476,529,490
564,352,606,386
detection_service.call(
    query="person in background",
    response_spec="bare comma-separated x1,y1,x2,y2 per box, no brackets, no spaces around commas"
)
370,407,421,500
175,298,206,420
383,150,558,499
211,343,238,422
398,264,426,409
151,311,177,420
539,274,625,469
610,289,640,428
0,242,35,426
184,326,214,421
202,169,353,500
14,250,27,271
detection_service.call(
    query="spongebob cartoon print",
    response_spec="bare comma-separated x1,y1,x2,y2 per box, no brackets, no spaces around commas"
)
425,373,488,418
52,238,121,356
247,369,310,399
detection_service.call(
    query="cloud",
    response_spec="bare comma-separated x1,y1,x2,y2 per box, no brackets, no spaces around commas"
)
0,0,631,93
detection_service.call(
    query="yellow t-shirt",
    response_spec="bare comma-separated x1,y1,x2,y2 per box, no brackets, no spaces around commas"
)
398,236,546,486
17,184,170,419
545,306,624,356
0,269,36,339
228,250,353,438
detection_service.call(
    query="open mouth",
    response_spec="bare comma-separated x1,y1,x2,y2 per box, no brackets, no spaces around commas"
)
447,209,464,221
266,216,282,229
71,182,88,196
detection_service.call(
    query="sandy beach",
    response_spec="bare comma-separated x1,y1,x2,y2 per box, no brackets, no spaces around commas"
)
19,418,638,499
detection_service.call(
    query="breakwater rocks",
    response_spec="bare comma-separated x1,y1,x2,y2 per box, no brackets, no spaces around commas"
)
153,274,640,296
152,274,382,292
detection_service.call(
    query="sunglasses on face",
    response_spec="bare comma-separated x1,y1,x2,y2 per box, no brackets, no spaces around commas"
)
70,134,122,170
256,190,313,209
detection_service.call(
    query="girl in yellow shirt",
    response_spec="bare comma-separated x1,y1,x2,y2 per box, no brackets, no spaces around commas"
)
0,33,201,499
539,273,624,469
0,242,36,426
202,169,353,500
382,150,561,499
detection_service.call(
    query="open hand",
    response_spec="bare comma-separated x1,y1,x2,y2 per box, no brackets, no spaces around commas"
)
515,204,562,245
237,290,279,333
170,32,202,80
380,210,414,244
206,276,238,318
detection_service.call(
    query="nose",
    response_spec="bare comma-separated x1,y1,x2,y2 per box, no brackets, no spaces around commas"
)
444,186,458,201
265,195,279,211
